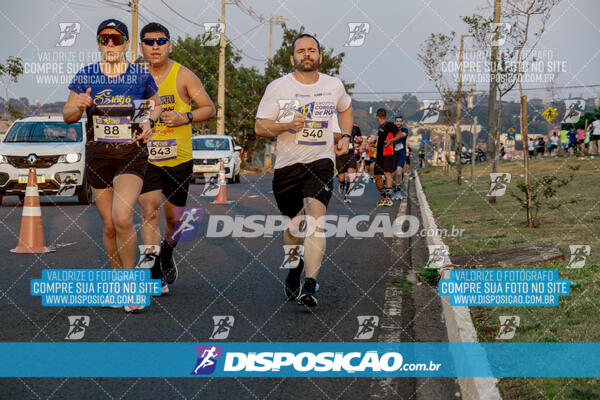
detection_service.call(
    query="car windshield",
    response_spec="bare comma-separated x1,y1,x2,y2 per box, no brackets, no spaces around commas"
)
4,121,83,143
192,138,231,151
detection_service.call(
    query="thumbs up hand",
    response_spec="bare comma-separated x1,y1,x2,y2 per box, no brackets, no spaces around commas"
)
75,87,93,111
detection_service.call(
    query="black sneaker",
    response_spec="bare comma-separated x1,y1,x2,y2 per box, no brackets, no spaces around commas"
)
284,258,304,300
298,278,319,307
161,240,178,284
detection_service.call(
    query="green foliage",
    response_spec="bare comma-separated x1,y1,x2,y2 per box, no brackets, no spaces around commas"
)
7,104,22,119
0,56,24,84
510,173,573,226
419,268,440,285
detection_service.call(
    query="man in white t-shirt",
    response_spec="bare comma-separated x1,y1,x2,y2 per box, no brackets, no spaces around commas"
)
255,34,353,307
588,115,600,155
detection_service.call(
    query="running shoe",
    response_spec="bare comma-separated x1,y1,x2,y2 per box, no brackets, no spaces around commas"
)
298,278,319,307
284,258,304,300
392,191,403,201
376,196,385,206
384,197,393,207
160,280,169,296
161,240,178,284
124,305,145,313
338,183,344,195
343,195,352,204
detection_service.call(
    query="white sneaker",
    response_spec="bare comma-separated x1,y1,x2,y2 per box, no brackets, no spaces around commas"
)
124,305,145,313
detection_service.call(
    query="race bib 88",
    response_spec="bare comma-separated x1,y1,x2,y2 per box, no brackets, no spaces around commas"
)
93,115,133,143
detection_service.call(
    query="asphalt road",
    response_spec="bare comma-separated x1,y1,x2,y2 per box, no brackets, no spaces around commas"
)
0,172,460,400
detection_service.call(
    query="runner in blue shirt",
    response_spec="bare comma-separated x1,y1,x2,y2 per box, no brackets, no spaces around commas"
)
63,19,162,313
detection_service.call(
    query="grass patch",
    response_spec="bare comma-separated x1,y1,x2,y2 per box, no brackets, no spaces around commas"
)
419,157,600,399
392,279,413,297
418,268,440,285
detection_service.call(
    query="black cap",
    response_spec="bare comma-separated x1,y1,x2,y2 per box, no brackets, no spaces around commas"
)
97,19,129,39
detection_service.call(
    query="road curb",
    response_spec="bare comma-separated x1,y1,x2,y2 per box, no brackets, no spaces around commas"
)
414,172,502,400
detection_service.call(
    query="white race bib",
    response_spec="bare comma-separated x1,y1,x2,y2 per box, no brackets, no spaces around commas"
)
148,139,177,162
296,120,328,146
93,115,133,143
394,142,404,152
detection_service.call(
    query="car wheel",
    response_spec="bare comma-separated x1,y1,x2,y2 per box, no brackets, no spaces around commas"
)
77,177,92,205
18,194,25,203
234,169,241,183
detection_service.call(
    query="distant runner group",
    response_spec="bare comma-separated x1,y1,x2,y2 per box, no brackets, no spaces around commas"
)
63,19,411,312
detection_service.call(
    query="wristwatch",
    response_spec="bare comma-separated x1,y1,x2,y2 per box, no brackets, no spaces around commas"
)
186,112,193,123
341,134,352,140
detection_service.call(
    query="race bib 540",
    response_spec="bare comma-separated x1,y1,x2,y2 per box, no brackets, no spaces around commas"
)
296,120,328,146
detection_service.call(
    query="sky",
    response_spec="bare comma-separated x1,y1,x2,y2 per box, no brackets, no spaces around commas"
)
1,0,599,106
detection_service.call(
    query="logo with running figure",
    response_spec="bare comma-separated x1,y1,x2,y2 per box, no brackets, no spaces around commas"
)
561,99,585,124
281,245,304,269
345,23,370,47
191,345,222,375
65,315,89,340
203,23,224,46
354,316,379,340
420,100,444,123
566,245,591,269
296,101,315,119
496,315,520,340
210,316,235,340
487,173,511,197
490,22,512,46
169,207,204,242
425,245,449,269
275,99,301,123
56,23,81,47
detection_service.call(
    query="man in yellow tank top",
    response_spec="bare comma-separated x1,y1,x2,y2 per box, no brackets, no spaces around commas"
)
136,23,215,293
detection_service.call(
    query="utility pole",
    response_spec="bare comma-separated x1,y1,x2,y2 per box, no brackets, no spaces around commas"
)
216,0,226,135
455,34,472,185
487,0,502,173
131,0,139,62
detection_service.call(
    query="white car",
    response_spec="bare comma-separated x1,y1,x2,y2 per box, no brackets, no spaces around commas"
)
192,134,242,183
0,116,91,205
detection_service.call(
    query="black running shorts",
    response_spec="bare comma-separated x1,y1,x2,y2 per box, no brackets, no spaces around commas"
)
272,158,334,218
140,160,193,207
374,155,396,174
335,152,357,174
86,152,148,189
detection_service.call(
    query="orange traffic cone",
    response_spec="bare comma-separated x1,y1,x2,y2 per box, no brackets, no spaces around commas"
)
11,168,53,253
212,159,231,204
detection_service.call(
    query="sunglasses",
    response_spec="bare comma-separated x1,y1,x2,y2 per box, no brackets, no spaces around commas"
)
142,38,169,46
97,34,127,46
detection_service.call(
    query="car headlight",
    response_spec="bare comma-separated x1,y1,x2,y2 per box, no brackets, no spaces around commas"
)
222,157,231,164
58,153,81,163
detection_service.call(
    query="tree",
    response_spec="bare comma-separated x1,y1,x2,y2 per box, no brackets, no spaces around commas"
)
0,56,24,120
418,32,463,176
463,13,520,202
170,33,268,157
504,0,561,227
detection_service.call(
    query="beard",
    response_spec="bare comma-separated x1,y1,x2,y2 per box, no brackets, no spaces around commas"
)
294,56,320,72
